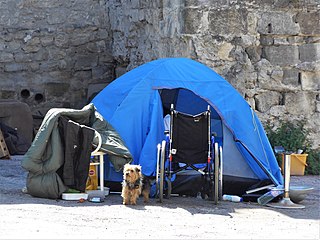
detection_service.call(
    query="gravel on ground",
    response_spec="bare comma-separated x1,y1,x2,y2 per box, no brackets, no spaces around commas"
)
0,156,319,239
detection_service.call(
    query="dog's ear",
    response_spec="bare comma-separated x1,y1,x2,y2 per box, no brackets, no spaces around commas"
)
135,166,141,172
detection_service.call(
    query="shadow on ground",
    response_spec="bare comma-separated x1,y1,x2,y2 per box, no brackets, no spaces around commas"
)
1,156,319,221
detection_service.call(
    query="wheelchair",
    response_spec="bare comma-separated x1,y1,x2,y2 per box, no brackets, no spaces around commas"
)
156,104,222,204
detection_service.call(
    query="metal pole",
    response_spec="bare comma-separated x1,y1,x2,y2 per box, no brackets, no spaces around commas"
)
283,154,291,199
266,153,305,209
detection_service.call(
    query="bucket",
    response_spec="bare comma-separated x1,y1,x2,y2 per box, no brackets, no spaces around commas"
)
281,154,308,176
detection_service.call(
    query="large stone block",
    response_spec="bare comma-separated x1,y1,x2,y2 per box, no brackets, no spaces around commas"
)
45,82,70,97
4,63,29,72
295,11,320,35
282,68,299,86
21,37,41,53
301,71,320,91
3,40,20,52
269,105,286,117
54,32,69,48
40,36,54,47
263,45,299,66
92,65,114,80
0,52,14,63
74,70,92,81
299,43,320,62
285,92,315,115
297,61,320,72
74,54,98,70
86,40,107,53
70,31,95,47
257,12,300,35
255,91,282,113
47,9,67,24
99,53,114,63
14,53,33,63
208,8,248,36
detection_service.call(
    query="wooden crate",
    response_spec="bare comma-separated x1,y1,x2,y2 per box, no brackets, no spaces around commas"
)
0,129,10,159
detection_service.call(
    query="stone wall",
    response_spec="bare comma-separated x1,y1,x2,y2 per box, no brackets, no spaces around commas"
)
0,0,319,149
106,0,319,149
0,0,113,117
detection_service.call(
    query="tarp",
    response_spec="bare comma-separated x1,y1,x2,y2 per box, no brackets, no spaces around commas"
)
92,58,283,187
22,104,132,199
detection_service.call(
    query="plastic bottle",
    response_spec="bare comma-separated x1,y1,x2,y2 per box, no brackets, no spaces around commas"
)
222,194,243,202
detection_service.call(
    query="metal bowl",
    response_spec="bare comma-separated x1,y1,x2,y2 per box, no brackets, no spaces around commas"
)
289,186,314,203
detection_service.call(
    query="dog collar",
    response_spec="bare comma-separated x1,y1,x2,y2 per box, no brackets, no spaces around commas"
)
126,178,141,190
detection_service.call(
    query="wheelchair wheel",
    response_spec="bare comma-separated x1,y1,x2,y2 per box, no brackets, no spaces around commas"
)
159,140,166,203
165,178,172,199
214,142,219,204
156,143,161,198
219,145,223,200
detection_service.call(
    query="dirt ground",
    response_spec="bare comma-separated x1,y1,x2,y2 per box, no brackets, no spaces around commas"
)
0,155,319,240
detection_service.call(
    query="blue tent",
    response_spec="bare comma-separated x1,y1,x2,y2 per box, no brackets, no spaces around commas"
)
92,58,283,193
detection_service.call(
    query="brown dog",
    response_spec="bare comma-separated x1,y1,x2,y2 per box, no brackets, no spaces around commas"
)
121,164,150,205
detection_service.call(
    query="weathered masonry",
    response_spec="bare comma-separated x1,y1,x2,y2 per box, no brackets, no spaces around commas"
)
0,0,319,149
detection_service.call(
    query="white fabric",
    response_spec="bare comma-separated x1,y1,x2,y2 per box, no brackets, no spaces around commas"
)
164,114,170,132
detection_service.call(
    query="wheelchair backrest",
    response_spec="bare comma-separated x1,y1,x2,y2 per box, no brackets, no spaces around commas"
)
170,108,210,164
